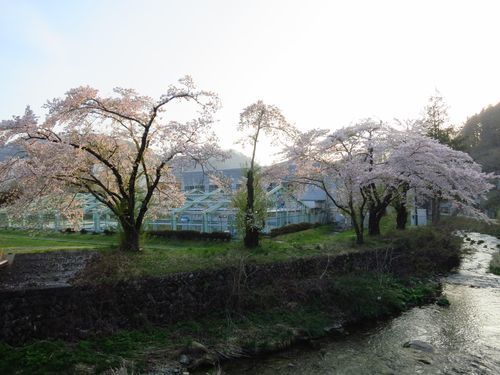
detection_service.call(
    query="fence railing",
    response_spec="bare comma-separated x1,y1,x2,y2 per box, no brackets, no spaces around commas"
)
0,209,329,236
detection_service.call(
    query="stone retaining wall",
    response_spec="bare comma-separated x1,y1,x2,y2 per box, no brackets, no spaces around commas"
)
0,246,457,344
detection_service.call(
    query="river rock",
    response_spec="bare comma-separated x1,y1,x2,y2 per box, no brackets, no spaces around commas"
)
184,340,209,355
417,358,432,365
178,354,191,365
403,340,434,353
324,322,345,334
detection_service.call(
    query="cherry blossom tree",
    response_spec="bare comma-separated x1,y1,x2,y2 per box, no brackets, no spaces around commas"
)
387,130,494,229
237,101,293,248
2,77,222,251
1,110,90,230
420,92,462,223
347,121,394,236
284,122,379,244
285,120,493,243
0,109,32,210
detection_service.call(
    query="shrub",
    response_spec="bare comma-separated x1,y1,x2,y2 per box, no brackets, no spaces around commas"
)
387,226,461,276
437,216,500,238
327,273,440,320
61,228,75,234
103,229,115,236
269,222,319,237
202,231,232,241
80,228,89,234
147,230,231,241
490,252,500,275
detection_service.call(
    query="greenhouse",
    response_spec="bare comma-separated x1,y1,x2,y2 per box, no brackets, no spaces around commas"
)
147,185,328,235
0,185,329,235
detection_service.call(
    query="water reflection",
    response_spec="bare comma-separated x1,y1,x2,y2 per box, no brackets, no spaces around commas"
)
220,233,500,374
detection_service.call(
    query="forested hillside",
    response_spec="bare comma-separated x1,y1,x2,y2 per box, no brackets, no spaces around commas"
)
459,103,500,215
460,103,500,174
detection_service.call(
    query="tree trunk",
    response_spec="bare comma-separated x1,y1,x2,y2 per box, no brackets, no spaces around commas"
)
354,226,364,245
244,227,259,248
351,212,364,245
431,196,441,225
244,169,259,248
119,210,141,252
365,186,393,237
119,224,140,252
396,203,407,230
368,209,381,236
367,207,383,236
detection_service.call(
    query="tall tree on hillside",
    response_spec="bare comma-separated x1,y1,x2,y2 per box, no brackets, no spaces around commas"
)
1,77,222,251
422,91,455,145
237,101,292,248
422,91,455,223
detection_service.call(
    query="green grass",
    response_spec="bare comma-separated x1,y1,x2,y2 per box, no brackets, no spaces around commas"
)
76,225,367,282
0,309,318,374
330,273,441,319
0,214,427,282
0,230,117,252
0,226,342,253
0,225,365,282
0,305,335,374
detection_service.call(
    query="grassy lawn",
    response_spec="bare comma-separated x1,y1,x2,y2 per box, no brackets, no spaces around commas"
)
0,215,415,281
0,225,366,280
100,226,365,280
0,230,117,252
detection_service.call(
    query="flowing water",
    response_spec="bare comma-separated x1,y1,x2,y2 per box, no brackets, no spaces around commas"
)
221,233,500,374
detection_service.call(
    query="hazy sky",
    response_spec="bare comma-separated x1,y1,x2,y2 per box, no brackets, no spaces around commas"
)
1,0,500,162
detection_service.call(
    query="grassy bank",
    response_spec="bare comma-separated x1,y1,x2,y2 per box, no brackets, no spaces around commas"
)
436,216,500,275
0,273,442,375
490,251,500,275
1,214,452,283
437,216,500,238
0,224,390,283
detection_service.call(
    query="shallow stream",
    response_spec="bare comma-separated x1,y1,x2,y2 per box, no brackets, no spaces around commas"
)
221,232,500,374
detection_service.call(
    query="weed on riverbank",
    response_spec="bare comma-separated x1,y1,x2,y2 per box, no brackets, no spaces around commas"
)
490,251,500,275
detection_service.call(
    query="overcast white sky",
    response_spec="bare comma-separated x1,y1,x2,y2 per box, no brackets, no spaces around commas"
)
1,0,500,163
